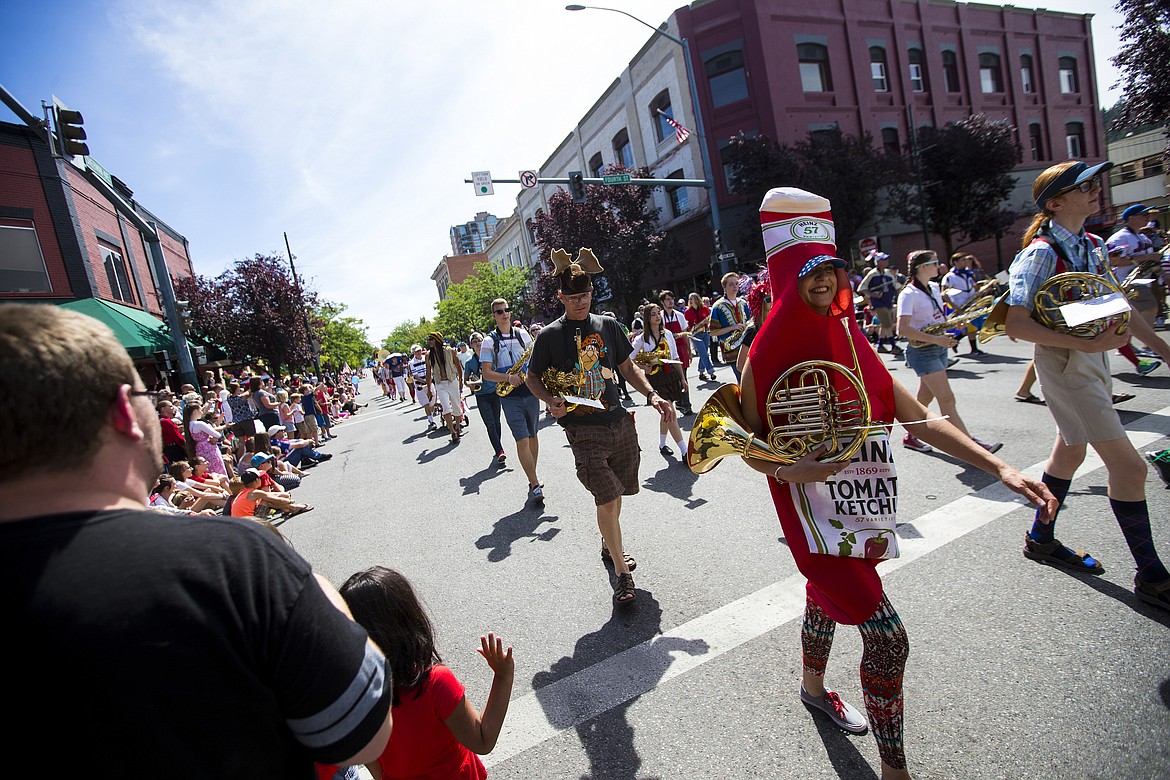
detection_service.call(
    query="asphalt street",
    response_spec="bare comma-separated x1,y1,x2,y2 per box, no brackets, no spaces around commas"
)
282,337,1170,780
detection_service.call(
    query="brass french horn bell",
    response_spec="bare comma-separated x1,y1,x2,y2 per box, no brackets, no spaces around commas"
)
1033,271,1130,338
686,384,787,474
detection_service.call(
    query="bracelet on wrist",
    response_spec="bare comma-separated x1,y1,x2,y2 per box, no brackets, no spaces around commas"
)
773,464,788,483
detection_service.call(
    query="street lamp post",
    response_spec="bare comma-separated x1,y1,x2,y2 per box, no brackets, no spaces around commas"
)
566,4,727,272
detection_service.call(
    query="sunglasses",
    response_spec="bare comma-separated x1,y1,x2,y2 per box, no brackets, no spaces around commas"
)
1059,176,1101,196
493,307,511,315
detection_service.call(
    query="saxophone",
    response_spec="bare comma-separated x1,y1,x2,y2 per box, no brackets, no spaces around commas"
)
634,338,671,375
495,343,534,397
716,298,751,353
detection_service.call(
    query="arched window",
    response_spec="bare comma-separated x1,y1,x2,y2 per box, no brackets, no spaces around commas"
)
589,153,604,179
869,46,888,92
1059,57,1079,94
1028,122,1044,161
612,129,633,168
979,52,1003,93
1065,122,1084,159
881,127,900,155
665,169,689,218
798,43,832,93
942,50,960,93
1020,54,1035,94
908,48,928,93
705,42,749,106
526,217,537,246
649,90,675,144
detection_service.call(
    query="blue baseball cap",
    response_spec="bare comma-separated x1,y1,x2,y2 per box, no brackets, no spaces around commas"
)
798,255,847,278
1121,203,1153,220
1034,160,1113,210
249,453,274,467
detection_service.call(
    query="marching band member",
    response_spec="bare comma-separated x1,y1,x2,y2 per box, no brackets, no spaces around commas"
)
1005,160,1170,611
526,248,674,604
634,301,688,461
728,188,1055,778
709,272,754,381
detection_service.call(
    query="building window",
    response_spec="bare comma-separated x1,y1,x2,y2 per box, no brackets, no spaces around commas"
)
1028,122,1044,161
666,169,689,218
1059,57,1079,94
798,43,832,93
650,90,675,144
705,42,749,107
589,153,604,179
870,47,888,92
1065,122,1085,159
0,222,52,293
809,124,839,144
612,129,633,168
979,53,1004,93
1020,54,1035,94
881,127,900,155
942,50,961,93
101,245,135,304
526,218,537,246
908,48,928,93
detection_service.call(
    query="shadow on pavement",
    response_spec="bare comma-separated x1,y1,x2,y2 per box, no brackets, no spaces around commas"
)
642,460,707,510
475,507,559,563
417,438,459,463
808,710,879,779
459,462,509,495
1160,678,1170,712
532,593,708,780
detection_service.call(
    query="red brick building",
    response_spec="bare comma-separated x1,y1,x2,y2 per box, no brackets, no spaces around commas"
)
672,0,1105,271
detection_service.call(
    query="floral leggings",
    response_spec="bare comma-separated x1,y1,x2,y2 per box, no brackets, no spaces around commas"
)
801,593,910,769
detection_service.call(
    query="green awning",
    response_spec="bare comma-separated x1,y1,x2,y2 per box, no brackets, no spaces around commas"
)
57,298,172,359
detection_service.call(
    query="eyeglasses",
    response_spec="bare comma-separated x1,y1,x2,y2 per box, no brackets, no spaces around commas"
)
1059,176,1101,196
130,389,165,403
492,307,512,315
564,292,592,304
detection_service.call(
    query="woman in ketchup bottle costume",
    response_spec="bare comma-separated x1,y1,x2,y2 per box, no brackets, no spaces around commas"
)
735,188,1056,779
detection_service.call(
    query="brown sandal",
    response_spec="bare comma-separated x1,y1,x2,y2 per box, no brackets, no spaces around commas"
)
601,547,637,571
613,572,636,604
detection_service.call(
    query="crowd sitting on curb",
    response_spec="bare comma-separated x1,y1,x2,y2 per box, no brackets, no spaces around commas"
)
145,365,360,518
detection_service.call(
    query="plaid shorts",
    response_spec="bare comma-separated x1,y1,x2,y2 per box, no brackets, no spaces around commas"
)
564,413,641,506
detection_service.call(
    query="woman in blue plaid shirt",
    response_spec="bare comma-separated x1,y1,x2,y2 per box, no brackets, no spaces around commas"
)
1005,160,1169,612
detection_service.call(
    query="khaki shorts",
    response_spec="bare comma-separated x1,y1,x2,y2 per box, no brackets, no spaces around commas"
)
873,306,895,332
564,414,641,506
1034,344,1125,445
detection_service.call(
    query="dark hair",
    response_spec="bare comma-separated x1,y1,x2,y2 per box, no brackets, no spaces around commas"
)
182,402,199,460
152,473,175,496
340,567,440,705
639,302,663,347
907,250,938,295
167,460,190,480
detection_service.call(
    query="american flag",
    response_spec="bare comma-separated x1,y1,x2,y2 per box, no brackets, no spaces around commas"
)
658,109,691,144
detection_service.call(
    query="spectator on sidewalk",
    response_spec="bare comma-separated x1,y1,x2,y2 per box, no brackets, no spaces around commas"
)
0,303,390,774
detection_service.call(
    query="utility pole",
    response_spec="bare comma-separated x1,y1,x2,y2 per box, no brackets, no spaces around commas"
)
284,232,322,379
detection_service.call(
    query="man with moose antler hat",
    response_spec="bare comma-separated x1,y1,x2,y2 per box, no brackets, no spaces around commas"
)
526,247,674,604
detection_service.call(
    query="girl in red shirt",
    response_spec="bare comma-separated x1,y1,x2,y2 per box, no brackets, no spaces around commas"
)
340,567,514,780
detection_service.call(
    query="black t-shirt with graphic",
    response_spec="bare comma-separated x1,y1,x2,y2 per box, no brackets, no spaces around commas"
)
529,313,633,426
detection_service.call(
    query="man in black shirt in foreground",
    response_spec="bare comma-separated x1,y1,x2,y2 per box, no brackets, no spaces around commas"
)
0,304,392,777
526,249,675,604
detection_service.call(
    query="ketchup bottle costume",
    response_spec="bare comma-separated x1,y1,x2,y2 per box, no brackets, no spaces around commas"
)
750,188,895,625
748,188,909,771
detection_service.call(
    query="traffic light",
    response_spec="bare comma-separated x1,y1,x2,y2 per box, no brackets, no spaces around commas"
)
175,299,193,331
191,345,207,364
154,350,173,373
53,106,89,157
714,229,723,251
568,171,587,203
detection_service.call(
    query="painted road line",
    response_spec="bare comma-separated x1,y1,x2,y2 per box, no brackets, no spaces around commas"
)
485,406,1170,767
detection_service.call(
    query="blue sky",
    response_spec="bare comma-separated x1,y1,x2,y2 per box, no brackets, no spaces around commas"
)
1,0,1123,343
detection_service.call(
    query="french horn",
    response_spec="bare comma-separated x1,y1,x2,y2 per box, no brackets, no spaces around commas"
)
687,362,872,474
1032,271,1130,338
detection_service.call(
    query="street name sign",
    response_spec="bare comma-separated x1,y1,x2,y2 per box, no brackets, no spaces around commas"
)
602,173,632,185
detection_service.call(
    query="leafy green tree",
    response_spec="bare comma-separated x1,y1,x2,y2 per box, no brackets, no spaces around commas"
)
529,165,683,318
314,302,374,371
382,317,435,355
886,114,1021,258
174,252,316,374
724,130,891,260
1111,0,1170,153
435,262,530,340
